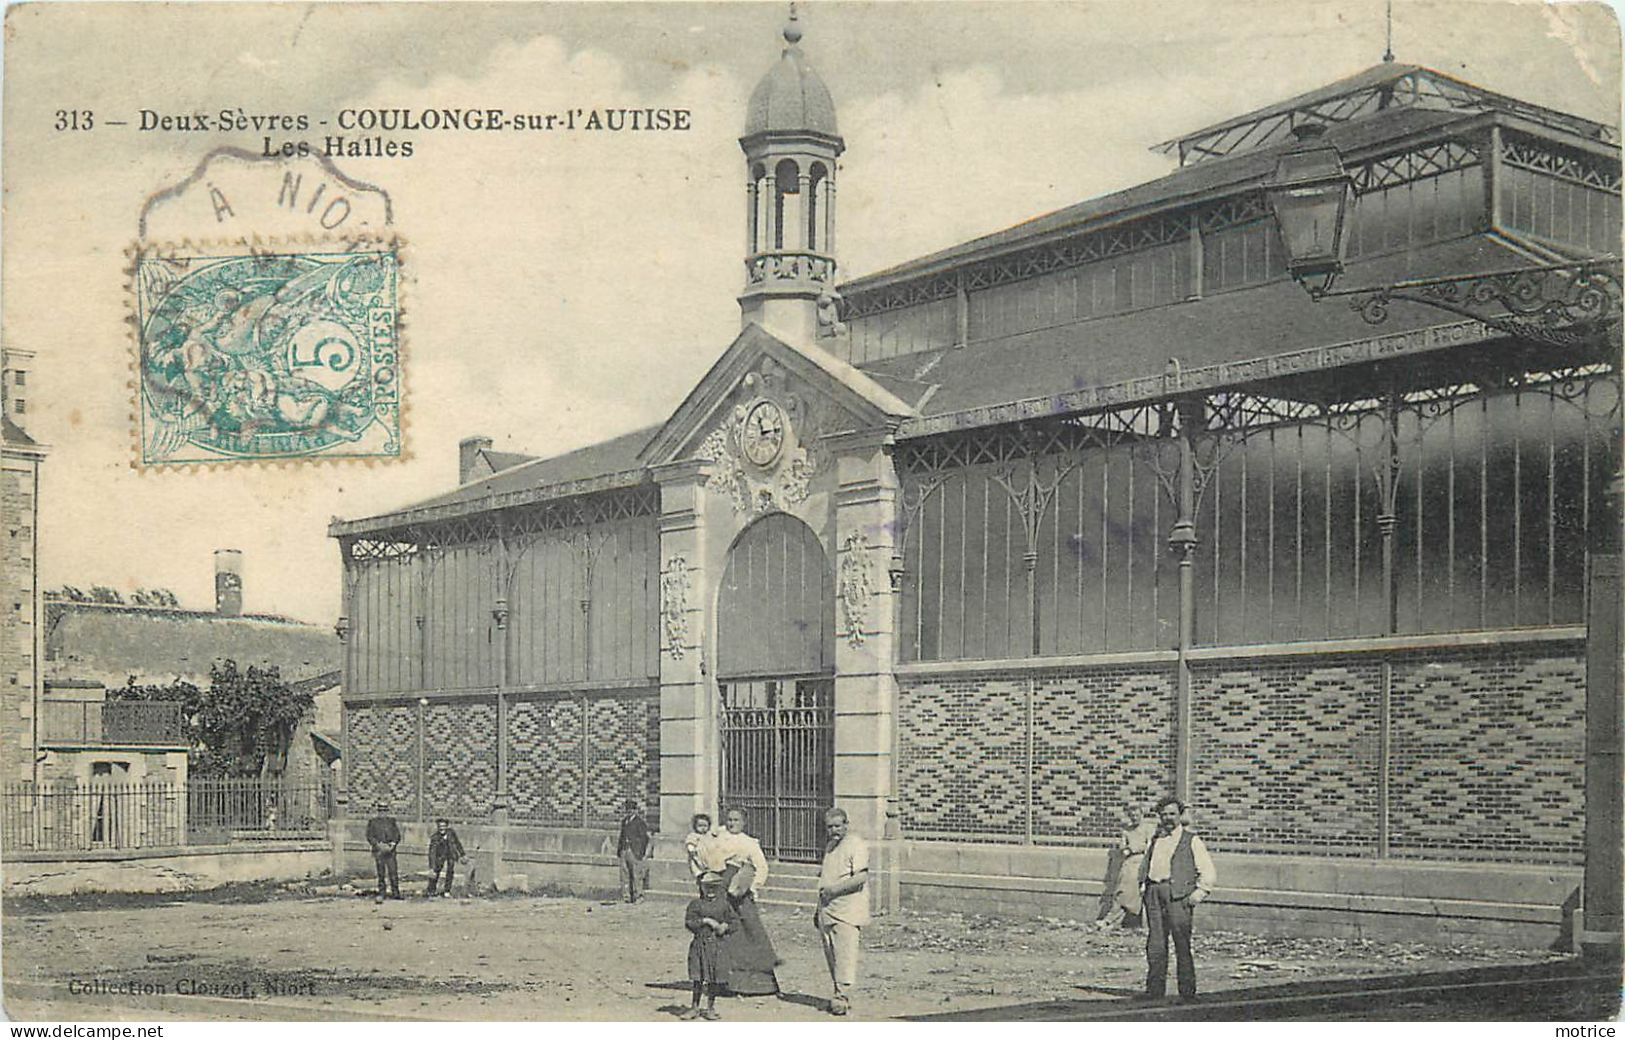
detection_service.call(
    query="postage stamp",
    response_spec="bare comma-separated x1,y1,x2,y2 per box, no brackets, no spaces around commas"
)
133,239,402,465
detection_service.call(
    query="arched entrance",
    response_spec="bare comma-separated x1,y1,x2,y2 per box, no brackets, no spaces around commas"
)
716,512,835,862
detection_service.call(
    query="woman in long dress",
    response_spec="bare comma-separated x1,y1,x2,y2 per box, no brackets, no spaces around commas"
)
709,808,780,996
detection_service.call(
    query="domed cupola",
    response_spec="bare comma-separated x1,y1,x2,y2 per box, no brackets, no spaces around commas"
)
738,5,846,347
744,13,839,139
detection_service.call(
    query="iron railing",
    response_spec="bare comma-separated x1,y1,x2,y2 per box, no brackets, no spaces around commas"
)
0,777,332,853
719,677,834,863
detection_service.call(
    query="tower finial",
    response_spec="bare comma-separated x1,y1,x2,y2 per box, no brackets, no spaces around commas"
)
1382,0,1395,62
783,2,802,46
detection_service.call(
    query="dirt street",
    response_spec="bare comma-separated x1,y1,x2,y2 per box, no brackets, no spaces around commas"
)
0,883,1591,1021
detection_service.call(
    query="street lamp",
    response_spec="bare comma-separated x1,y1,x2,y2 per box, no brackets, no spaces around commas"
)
1264,124,1622,347
1262,123,1354,298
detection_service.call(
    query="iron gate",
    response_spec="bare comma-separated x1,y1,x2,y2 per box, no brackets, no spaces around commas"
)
720,676,834,862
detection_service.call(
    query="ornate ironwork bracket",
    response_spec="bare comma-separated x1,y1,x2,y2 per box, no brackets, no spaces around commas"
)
1314,259,1622,349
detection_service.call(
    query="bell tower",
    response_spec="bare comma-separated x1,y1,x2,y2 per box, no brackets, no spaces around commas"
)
739,5,845,347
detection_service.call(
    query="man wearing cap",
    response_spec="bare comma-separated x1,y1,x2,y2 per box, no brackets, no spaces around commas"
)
616,798,653,903
426,817,466,898
1138,796,1216,1002
816,807,870,1016
366,802,402,903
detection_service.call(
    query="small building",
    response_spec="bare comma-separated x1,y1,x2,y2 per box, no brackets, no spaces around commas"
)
331,16,1621,944
39,551,341,786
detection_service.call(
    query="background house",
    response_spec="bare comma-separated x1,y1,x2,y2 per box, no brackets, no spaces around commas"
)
39,550,341,787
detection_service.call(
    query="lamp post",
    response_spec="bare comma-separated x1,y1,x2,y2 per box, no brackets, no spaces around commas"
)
1263,123,1622,346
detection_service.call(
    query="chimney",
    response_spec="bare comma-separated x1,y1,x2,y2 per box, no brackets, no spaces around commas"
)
459,435,493,484
2,347,35,434
214,549,243,616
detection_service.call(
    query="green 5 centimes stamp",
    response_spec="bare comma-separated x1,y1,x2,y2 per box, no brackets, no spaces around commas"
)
134,241,401,465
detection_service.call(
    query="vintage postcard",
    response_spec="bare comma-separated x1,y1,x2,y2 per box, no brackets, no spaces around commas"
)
2,0,1621,1029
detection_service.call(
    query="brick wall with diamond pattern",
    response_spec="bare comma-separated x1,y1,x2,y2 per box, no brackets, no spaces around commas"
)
1387,648,1584,863
507,691,658,828
423,700,497,819
346,703,417,814
898,666,1175,841
900,643,1583,863
1189,661,1382,853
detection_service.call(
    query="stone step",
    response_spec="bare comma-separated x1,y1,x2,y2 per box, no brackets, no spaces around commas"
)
647,863,821,908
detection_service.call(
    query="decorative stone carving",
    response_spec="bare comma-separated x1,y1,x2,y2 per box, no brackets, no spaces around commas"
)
839,531,876,648
661,555,691,658
692,357,833,516
816,290,848,339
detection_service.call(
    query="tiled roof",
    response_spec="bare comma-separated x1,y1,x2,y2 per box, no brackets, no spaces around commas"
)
480,449,536,474
333,425,659,535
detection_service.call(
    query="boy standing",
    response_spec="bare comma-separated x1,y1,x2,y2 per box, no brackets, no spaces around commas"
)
426,817,466,897
616,798,653,903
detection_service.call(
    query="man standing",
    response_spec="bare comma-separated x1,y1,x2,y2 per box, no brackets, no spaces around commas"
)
816,806,870,1017
426,817,466,898
616,798,653,903
366,802,402,904
1138,796,1216,1002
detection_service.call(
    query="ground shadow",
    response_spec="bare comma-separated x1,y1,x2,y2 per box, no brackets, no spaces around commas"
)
773,990,826,1010
643,979,825,1011
905,957,1624,1022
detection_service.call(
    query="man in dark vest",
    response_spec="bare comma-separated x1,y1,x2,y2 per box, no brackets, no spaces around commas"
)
1138,796,1216,1001
366,802,402,903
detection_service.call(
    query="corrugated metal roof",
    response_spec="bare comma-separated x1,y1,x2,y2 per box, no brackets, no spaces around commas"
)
839,107,1465,293
862,235,1546,425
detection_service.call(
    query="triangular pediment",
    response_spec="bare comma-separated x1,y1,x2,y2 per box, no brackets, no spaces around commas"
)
639,324,918,468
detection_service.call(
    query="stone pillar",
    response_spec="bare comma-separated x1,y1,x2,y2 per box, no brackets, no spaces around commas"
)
825,180,837,260
797,173,812,250
746,179,759,257
764,174,778,250
1582,467,1623,955
654,460,721,848
830,430,903,913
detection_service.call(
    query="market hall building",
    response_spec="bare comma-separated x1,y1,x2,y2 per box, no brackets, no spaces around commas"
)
330,18,1622,945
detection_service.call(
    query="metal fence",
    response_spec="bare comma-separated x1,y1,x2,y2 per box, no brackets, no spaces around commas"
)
0,777,332,853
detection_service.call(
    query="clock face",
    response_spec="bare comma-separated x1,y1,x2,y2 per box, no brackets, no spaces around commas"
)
741,400,787,467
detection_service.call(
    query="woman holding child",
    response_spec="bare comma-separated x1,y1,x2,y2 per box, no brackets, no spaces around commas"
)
703,807,781,996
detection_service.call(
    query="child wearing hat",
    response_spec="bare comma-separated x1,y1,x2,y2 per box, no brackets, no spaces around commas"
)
682,871,738,1020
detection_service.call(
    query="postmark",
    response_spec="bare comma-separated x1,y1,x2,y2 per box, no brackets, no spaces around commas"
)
133,239,401,464
130,149,404,467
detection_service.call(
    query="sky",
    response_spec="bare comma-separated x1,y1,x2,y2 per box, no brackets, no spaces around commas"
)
3,0,1619,625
